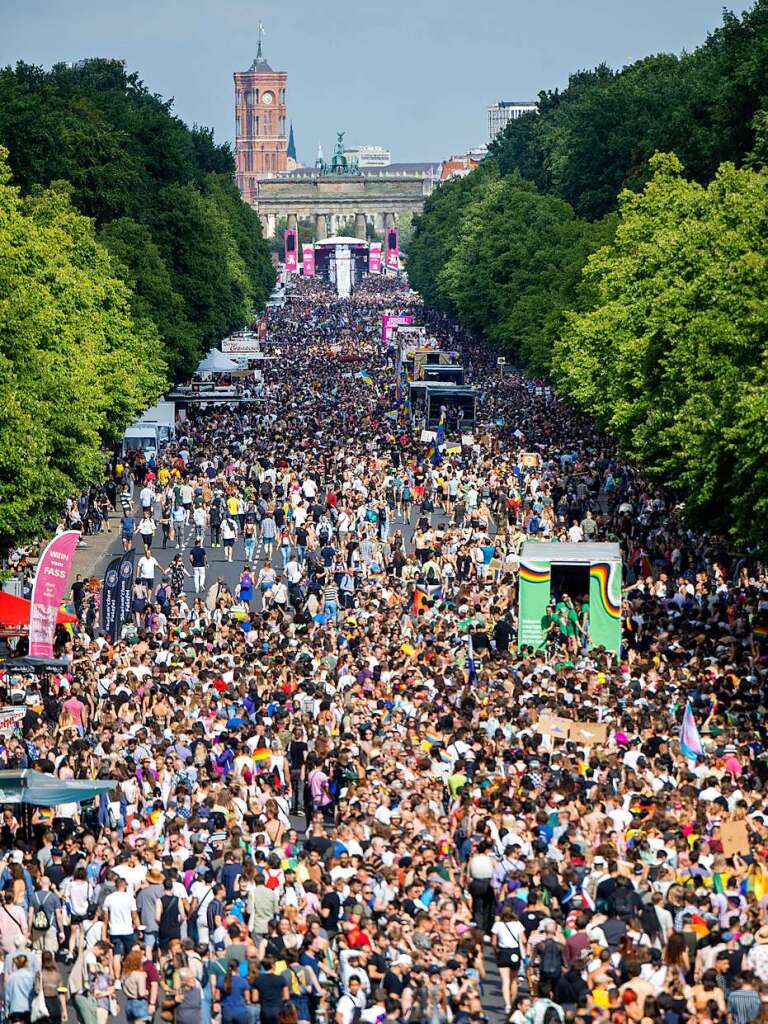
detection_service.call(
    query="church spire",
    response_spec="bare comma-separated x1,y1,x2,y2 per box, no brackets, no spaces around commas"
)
287,122,297,161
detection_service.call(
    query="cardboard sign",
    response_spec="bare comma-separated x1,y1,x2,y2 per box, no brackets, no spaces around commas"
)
0,707,25,736
520,452,541,468
720,820,750,858
537,715,572,741
461,434,474,446
420,430,436,442
568,721,609,746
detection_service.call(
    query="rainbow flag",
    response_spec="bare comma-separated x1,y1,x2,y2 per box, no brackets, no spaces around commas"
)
754,624,768,640
424,732,441,747
357,370,375,387
427,442,442,466
252,748,271,763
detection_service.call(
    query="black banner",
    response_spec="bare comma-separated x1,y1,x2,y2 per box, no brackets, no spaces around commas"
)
116,551,135,640
101,551,135,641
100,555,122,640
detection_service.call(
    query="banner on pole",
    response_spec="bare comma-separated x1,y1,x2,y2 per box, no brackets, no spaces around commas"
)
385,227,399,271
284,228,298,272
117,552,135,641
101,555,121,641
302,244,315,276
29,531,80,658
368,243,382,274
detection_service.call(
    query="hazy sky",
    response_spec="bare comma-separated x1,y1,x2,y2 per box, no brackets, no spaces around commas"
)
2,0,752,165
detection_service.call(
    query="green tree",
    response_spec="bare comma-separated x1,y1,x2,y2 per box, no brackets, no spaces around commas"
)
0,149,164,545
0,59,274,380
408,161,499,312
554,152,768,541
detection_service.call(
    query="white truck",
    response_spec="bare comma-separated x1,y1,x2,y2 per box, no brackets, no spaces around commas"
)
120,400,176,459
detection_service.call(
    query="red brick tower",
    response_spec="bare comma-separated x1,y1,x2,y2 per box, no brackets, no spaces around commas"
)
234,31,288,205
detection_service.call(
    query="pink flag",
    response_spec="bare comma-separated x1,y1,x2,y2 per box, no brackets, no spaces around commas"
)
385,227,399,271
29,530,80,657
284,228,298,273
368,243,382,274
302,244,315,276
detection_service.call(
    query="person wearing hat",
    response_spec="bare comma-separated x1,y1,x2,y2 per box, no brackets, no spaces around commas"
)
136,867,165,959
746,924,768,983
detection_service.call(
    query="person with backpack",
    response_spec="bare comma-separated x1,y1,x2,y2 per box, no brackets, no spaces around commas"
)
28,877,63,955
285,949,315,1024
155,877,185,953
335,974,366,1024
535,921,565,999
221,515,238,562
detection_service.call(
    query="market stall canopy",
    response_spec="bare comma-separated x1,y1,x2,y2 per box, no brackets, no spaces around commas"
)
0,592,77,630
196,350,239,373
0,656,71,673
0,770,115,805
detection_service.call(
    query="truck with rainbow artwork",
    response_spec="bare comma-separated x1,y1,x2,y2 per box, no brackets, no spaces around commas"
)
517,542,622,655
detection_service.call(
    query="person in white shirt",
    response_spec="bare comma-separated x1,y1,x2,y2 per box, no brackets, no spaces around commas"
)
336,976,367,1024
102,877,138,981
137,553,162,588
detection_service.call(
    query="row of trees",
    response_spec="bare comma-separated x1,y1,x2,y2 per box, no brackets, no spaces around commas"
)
0,59,275,380
408,0,768,545
0,59,275,544
0,150,165,547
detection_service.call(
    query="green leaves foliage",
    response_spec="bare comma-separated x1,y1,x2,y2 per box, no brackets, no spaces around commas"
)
0,59,274,381
0,148,165,546
488,1,768,219
554,155,768,545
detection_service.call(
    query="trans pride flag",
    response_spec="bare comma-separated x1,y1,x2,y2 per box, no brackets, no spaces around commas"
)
680,701,705,762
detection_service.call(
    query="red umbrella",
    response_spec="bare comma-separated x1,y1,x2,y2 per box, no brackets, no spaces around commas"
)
0,591,78,630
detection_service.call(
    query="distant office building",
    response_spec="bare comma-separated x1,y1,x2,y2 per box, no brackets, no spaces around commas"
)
343,145,391,168
488,100,537,141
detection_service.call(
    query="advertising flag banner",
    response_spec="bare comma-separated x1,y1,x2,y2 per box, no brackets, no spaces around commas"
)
368,243,382,274
101,555,122,641
116,551,135,638
29,530,80,657
302,244,315,276
284,228,298,272
385,227,399,271
258,317,267,341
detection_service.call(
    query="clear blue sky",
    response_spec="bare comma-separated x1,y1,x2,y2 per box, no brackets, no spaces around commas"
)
1,0,752,165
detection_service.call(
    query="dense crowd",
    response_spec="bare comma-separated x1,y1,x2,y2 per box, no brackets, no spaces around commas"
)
0,272,766,1024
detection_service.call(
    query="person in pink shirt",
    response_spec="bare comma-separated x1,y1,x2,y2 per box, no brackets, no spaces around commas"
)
61,689,87,735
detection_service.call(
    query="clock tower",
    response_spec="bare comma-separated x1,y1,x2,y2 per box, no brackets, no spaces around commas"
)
234,29,288,205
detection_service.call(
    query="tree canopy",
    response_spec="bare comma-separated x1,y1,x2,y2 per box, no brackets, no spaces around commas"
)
0,59,274,379
554,154,768,545
0,149,165,547
408,0,768,545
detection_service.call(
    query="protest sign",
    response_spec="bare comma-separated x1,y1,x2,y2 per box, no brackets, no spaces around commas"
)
720,820,750,857
536,715,572,741
568,721,609,745
0,707,25,736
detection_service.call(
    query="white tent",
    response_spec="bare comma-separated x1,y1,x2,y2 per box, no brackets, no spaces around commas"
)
197,350,239,373
315,235,368,246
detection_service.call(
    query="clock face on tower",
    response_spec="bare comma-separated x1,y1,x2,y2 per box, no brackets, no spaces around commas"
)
262,91,274,105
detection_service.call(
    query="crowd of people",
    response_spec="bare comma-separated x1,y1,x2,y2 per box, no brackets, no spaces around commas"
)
0,270,766,1024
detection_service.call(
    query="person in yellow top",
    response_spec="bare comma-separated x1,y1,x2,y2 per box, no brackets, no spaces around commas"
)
158,467,170,487
227,494,240,517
